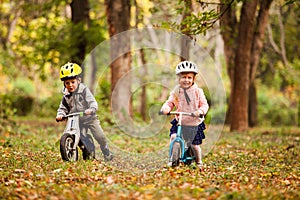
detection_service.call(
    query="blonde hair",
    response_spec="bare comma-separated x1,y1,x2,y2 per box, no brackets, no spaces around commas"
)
171,84,180,105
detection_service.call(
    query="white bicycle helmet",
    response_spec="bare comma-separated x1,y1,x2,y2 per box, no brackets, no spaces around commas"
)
175,61,198,75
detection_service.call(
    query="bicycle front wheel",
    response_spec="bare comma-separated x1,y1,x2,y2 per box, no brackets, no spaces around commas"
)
170,142,181,167
60,133,79,161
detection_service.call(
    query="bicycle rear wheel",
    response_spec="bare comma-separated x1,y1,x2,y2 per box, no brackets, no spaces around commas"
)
184,146,194,165
80,134,95,160
170,142,181,167
60,133,78,161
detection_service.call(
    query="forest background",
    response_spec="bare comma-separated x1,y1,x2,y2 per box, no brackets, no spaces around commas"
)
0,0,299,131
0,0,299,199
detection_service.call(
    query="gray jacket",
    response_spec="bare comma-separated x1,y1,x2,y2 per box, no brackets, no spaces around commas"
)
57,83,98,121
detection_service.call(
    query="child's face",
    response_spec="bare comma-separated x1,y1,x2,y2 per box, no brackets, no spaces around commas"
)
64,78,79,93
178,72,195,89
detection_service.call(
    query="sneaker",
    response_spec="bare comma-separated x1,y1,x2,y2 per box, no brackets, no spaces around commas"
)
167,162,172,167
196,161,203,168
104,152,114,161
82,148,95,160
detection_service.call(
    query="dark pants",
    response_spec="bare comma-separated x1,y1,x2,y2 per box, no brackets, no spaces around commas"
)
80,116,109,155
169,119,206,145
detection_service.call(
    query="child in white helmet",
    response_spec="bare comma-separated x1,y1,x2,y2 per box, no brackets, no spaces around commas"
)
160,61,209,168
56,62,113,161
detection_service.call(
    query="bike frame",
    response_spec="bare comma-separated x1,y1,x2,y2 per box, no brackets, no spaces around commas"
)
168,111,204,164
63,112,84,151
59,111,96,161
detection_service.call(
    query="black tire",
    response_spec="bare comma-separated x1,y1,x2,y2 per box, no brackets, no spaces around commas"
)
60,133,78,161
170,142,181,167
184,146,194,165
80,134,96,160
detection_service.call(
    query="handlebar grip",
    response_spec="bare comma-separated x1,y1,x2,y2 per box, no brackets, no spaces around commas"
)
56,117,66,122
158,111,171,115
191,113,205,118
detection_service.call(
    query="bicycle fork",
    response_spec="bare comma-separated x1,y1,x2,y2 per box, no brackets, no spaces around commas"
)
64,116,80,150
169,126,185,160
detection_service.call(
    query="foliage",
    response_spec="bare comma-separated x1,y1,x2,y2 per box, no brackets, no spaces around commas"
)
0,94,17,131
32,94,62,118
257,85,297,126
284,0,300,5
0,0,108,118
0,118,299,199
160,0,220,36
0,0,299,130
0,78,36,116
171,10,219,35
208,104,226,124
12,78,36,96
0,0,108,83
0,93,33,117
94,77,113,125
261,2,300,91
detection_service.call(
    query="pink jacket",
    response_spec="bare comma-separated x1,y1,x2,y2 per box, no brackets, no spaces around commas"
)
161,83,209,126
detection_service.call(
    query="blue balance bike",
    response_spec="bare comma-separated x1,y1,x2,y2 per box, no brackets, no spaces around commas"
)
160,111,204,167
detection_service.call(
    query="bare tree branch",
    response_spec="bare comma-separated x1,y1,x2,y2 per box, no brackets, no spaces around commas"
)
267,23,281,54
278,8,288,65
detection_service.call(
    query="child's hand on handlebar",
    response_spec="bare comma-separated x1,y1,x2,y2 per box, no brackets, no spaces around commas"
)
84,109,94,115
56,115,64,122
160,107,171,115
192,110,204,117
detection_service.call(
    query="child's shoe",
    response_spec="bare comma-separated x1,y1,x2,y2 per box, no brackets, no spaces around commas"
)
101,146,114,161
104,151,114,161
196,161,203,168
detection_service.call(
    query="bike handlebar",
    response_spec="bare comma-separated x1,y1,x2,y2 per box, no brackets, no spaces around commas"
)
56,112,85,122
65,112,85,118
158,111,204,119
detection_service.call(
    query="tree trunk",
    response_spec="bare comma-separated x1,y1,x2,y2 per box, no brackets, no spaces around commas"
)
139,48,147,121
219,1,238,125
249,0,273,127
70,0,89,78
296,98,300,127
134,0,148,121
180,0,192,61
87,51,97,94
230,0,259,132
105,0,131,121
248,82,258,127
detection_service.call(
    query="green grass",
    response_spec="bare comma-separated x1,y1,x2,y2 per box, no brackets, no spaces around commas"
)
0,118,299,199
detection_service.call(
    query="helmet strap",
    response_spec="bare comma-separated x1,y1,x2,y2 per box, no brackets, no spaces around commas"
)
183,88,191,105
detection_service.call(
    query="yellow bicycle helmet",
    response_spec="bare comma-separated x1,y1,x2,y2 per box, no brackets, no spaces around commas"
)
60,62,82,81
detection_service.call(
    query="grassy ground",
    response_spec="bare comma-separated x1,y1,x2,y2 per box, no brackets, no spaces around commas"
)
0,117,299,199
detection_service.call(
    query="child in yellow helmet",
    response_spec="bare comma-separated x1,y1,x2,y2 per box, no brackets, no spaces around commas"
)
56,62,113,161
